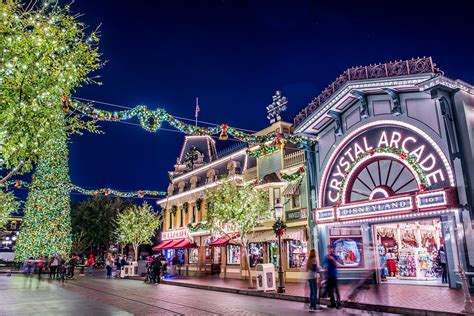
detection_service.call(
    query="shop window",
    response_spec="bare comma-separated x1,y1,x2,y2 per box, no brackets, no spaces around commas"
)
248,243,264,267
329,226,364,268
273,188,281,206
226,245,241,265
268,241,280,268
177,249,185,265
188,248,199,264
192,206,196,223
287,240,308,269
291,194,301,209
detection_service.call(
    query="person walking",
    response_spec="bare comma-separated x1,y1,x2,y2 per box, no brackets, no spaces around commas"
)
324,246,342,309
87,254,95,276
69,253,78,279
115,255,122,279
105,254,114,279
306,249,321,312
49,255,59,279
37,257,45,278
438,246,448,283
152,256,162,284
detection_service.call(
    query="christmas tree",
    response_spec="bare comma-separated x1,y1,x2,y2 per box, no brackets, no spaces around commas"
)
15,121,72,261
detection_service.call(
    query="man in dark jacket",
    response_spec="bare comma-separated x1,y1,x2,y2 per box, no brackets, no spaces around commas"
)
152,256,162,283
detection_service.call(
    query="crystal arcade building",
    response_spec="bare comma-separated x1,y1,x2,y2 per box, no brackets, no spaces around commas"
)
293,57,474,289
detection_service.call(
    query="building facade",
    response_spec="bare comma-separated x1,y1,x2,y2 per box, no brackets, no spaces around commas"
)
155,120,312,282
293,57,474,289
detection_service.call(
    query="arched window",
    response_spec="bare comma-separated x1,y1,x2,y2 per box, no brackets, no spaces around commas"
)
169,209,173,229
180,206,184,227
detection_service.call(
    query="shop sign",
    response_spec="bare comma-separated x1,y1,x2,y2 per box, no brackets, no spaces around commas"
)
162,228,189,240
337,196,413,219
416,191,447,209
316,208,335,221
287,209,307,220
321,122,453,207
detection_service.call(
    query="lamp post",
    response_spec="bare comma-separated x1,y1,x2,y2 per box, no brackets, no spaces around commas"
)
274,199,286,293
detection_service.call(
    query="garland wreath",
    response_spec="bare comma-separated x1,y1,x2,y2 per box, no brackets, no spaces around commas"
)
273,219,287,238
338,147,430,204
188,221,210,232
281,166,305,182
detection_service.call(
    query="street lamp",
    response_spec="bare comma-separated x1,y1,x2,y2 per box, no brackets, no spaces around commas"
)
273,199,286,293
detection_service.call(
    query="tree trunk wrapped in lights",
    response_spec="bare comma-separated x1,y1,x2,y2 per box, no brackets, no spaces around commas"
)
15,122,72,261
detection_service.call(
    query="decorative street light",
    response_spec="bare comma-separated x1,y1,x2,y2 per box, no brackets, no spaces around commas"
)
273,198,287,294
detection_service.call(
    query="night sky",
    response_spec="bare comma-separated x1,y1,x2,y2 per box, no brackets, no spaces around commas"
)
18,0,474,208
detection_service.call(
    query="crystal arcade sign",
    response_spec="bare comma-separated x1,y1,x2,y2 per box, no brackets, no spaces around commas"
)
320,121,454,207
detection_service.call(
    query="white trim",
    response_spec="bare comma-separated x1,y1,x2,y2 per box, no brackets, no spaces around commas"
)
157,175,244,205
369,187,390,200
318,120,456,207
172,149,247,182
319,208,456,226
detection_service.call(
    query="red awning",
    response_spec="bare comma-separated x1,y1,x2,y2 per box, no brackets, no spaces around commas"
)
209,233,240,247
172,239,197,249
153,239,197,251
152,240,173,251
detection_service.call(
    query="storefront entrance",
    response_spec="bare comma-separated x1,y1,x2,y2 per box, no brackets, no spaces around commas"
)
374,218,447,286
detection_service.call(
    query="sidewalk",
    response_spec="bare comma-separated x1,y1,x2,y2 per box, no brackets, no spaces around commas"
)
160,275,471,315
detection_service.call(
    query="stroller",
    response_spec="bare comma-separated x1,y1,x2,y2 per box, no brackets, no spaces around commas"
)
144,262,154,284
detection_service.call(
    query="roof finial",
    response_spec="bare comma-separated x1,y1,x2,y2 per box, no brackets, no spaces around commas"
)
266,90,288,124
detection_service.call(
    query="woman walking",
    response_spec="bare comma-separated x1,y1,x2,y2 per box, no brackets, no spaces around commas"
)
105,254,114,279
306,249,320,312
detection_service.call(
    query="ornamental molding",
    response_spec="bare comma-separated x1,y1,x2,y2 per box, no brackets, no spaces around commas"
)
416,76,474,94
295,75,432,134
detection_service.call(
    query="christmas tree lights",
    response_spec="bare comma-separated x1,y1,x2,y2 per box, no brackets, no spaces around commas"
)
15,122,72,261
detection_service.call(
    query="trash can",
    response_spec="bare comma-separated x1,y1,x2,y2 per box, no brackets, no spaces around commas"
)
256,263,276,292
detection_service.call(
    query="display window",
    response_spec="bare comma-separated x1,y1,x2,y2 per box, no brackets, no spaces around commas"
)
177,248,185,264
213,246,221,264
227,244,241,265
188,248,199,264
268,241,279,268
329,226,364,268
287,240,307,269
248,243,264,267
375,219,444,284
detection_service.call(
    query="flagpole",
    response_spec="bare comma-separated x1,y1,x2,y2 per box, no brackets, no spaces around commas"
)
195,97,198,127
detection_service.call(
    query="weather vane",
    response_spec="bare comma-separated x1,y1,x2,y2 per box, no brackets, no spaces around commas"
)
266,90,288,124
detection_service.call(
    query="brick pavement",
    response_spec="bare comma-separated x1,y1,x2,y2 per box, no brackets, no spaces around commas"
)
0,275,385,315
161,275,471,315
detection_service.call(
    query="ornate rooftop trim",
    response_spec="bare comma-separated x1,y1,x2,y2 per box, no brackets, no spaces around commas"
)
293,57,443,128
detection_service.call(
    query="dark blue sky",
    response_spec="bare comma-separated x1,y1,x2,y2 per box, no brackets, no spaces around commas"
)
57,0,474,205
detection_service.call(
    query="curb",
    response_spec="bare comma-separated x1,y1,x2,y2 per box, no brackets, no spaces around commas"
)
161,279,465,316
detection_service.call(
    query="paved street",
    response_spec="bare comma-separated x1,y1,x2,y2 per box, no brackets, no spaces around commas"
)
0,274,392,315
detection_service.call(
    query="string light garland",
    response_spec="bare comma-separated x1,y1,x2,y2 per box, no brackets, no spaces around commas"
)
5,180,166,198
70,101,314,146
248,143,281,158
338,147,430,203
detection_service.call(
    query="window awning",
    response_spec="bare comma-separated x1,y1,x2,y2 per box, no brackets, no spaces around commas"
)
152,240,173,251
209,233,240,247
249,226,307,243
152,239,197,251
283,179,302,196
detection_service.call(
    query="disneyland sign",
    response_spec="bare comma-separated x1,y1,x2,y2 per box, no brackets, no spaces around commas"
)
337,197,413,219
322,123,453,206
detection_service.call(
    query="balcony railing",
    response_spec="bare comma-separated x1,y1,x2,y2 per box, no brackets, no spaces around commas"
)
283,150,305,169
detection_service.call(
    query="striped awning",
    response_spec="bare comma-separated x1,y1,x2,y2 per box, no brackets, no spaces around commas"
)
283,179,302,196
249,226,307,243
